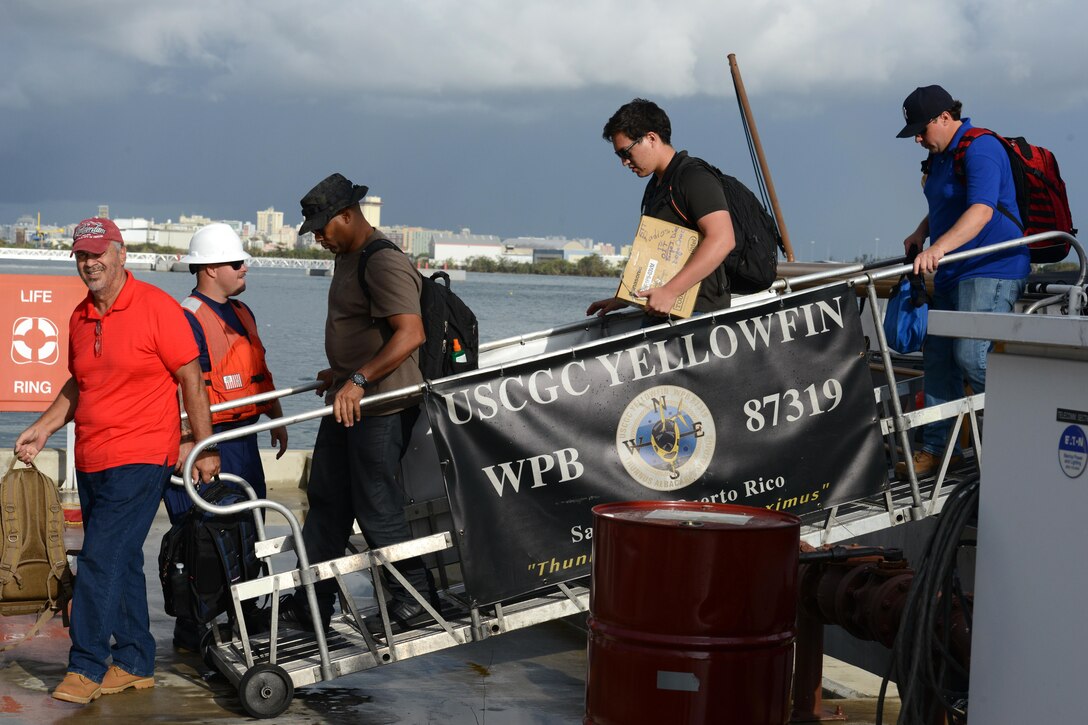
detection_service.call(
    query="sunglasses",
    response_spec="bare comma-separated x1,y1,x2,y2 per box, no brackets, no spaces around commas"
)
615,136,643,161
225,260,246,270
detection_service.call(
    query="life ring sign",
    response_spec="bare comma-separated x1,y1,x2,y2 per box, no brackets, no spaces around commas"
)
0,274,90,413
11,316,61,365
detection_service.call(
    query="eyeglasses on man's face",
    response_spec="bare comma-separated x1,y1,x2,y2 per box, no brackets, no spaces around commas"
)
225,260,246,271
615,136,643,161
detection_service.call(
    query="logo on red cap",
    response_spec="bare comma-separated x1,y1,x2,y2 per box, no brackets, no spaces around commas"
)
71,217,123,255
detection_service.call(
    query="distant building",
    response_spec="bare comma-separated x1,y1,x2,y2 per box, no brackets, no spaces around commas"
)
432,229,503,265
113,218,151,245
532,248,565,263
276,225,298,248
385,225,450,257
256,207,284,237
503,236,603,263
361,196,382,228
97,205,110,219
113,217,202,250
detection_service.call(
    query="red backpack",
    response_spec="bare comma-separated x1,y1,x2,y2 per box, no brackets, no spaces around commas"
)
950,128,1077,263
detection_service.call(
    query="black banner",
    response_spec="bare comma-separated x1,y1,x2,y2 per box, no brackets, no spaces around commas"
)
424,284,885,604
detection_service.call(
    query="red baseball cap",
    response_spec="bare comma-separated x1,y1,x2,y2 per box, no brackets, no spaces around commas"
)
71,217,124,255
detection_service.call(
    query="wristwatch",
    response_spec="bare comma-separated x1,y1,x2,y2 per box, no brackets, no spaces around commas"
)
350,372,370,389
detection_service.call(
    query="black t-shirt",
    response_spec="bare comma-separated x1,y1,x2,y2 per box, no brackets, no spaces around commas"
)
640,151,732,311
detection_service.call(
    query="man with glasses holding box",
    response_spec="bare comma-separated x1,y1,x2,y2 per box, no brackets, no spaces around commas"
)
588,97,737,318
14,217,219,705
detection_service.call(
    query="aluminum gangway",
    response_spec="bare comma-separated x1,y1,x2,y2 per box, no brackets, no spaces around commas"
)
179,231,1083,717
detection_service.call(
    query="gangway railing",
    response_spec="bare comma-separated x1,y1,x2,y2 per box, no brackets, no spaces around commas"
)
177,230,1083,716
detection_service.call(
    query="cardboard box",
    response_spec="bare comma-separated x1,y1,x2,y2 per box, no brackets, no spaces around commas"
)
616,216,702,318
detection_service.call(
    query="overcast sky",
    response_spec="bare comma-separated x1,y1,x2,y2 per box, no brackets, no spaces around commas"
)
3,0,1086,262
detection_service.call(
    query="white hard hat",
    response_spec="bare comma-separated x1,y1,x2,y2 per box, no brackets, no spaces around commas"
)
178,223,252,265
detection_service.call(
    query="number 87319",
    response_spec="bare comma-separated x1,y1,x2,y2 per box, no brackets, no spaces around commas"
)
743,379,843,433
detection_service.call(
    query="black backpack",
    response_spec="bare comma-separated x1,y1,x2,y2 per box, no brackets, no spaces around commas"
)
158,481,262,625
659,155,784,294
357,238,480,381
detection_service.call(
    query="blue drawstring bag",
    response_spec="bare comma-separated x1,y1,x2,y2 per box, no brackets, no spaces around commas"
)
883,273,928,354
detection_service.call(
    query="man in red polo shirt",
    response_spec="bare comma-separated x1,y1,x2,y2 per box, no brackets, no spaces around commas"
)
14,218,219,706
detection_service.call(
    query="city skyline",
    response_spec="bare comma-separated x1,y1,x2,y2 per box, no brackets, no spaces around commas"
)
1,199,621,263
3,2,1087,263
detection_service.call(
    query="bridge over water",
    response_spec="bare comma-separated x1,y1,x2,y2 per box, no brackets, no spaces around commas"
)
0,246,333,271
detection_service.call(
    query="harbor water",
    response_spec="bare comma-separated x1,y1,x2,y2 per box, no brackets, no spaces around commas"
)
0,260,618,450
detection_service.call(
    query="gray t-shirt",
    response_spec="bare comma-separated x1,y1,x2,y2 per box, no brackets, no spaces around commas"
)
325,231,423,414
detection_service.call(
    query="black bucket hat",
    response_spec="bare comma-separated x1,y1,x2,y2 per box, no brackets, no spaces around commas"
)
896,85,954,138
298,173,369,235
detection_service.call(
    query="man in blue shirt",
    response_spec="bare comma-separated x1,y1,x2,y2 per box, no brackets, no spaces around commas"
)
896,85,1029,476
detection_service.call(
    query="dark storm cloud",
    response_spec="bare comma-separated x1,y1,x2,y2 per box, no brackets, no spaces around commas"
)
2,0,1086,260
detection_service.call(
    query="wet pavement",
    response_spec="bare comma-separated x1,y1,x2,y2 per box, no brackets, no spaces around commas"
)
0,487,900,724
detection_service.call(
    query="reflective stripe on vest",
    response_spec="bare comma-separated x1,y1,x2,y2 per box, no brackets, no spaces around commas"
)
181,296,274,425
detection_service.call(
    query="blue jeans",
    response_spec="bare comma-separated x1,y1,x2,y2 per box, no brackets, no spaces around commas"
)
70,462,172,682
301,408,429,606
921,276,1025,455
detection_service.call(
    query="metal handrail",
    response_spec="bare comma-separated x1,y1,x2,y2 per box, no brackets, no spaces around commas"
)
180,384,435,681
179,380,320,421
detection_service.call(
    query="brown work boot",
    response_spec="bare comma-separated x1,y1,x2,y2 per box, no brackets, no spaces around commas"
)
100,665,155,694
52,672,102,704
895,450,963,478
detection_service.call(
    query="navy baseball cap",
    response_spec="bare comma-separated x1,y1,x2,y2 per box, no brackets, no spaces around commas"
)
896,85,955,138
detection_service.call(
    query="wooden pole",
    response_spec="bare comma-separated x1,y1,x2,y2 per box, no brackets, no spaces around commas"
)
728,53,795,262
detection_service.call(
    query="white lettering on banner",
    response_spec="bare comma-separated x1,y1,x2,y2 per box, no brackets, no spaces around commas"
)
743,379,844,432
680,333,711,368
559,360,590,396
736,315,774,349
708,324,739,359
743,476,786,497
13,380,53,394
20,290,53,303
437,295,848,425
481,447,584,496
570,525,594,543
528,369,560,404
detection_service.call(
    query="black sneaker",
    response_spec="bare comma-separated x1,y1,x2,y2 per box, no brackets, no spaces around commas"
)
277,592,333,632
364,598,440,636
173,618,205,653
242,602,272,634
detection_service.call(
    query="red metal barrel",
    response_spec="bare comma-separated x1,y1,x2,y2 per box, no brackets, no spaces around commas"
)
585,501,800,725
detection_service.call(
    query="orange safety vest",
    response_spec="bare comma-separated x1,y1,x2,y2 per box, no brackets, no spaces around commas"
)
181,296,275,425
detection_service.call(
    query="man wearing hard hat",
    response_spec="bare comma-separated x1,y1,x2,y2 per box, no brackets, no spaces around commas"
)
168,222,288,650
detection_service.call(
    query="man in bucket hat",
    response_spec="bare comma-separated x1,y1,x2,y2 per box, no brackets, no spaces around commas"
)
280,173,439,635
894,86,1028,477
15,218,219,704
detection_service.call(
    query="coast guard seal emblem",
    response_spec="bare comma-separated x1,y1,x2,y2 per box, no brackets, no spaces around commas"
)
616,385,715,491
